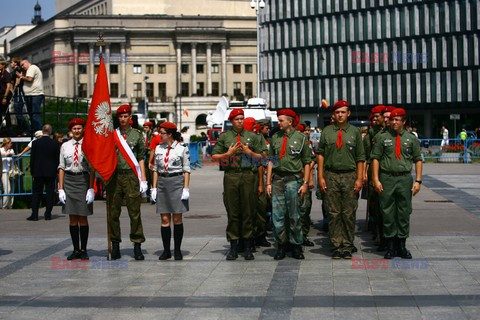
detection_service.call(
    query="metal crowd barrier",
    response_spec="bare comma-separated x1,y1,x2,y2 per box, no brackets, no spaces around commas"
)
419,138,480,163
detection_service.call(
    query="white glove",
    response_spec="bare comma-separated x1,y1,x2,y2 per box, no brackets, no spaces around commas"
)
181,188,190,200
58,189,66,204
140,181,148,193
86,188,95,204
150,188,157,203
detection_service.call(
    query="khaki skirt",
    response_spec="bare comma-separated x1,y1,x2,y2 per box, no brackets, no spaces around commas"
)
156,174,189,214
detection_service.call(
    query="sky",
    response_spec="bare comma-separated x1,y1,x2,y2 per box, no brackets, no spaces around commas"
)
1,0,55,27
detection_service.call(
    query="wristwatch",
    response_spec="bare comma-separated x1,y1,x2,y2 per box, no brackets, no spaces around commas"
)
415,180,422,184
303,180,309,185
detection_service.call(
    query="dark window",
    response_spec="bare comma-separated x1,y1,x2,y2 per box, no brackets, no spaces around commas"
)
146,82,154,101
94,65,99,75
196,64,204,73
212,82,219,96
158,83,167,101
245,64,253,73
181,82,189,97
133,82,142,101
233,82,242,97
78,65,87,74
233,64,241,73
78,83,87,98
110,64,118,74
110,83,119,98
181,64,189,73
245,82,253,97
146,64,154,74
197,82,204,96
158,64,166,73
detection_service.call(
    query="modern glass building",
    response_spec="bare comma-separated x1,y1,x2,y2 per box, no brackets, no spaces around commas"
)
259,0,480,137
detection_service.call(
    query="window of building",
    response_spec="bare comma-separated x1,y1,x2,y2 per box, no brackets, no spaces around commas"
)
133,65,142,74
110,64,118,74
146,64,154,74
181,64,189,73
158,83,167,101
197,64,204,74
78,83,87,98
133,82,142,101
146,82,154,101
158,64,166,73
94,65,99,75
245,64,253,73
212,82,219,96
197,82,204,96
110,83,119,98
181,82,189,96
211,64,219,73
78,65,87,74
233,82,242,97
233,64,241,73
245,82,253,97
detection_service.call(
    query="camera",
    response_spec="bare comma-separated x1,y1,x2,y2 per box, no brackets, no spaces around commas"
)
15,66,23,73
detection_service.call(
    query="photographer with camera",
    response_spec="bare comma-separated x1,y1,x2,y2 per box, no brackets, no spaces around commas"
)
10,57,27,135
0,60,12,131
16,59,43,133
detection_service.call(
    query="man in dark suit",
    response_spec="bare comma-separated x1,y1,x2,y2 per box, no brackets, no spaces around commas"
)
27,124,60,221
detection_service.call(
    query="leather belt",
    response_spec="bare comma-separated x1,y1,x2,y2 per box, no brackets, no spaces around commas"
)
326,169,355,174
381,171,410,176
65,171,88,176
159,172,184,177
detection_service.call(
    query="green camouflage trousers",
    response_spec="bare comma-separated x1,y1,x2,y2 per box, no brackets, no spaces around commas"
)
300,190,312,237
324,171,358,252
378,173,413,238
106,170,145,243
272,174,303,245
223,170,255,241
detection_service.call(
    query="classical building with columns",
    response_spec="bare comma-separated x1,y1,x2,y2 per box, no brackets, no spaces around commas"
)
9,0,258,133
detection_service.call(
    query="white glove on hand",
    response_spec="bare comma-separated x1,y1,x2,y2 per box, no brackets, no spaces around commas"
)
140,181,148,193
150,188,157,203
181,188,190,200
58,189,66,204
86,188,95,204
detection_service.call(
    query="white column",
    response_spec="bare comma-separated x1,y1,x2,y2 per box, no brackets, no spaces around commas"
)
176,43,182,96
221,42,227,96
191,43,197,96
120,43,126,97
73,44,78,97
206,42,212,96
89,43,95,96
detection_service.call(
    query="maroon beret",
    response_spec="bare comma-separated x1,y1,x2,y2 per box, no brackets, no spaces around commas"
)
277,108,297,119
228,108,244,121
297,123,305,132
243,117,256,131
143,121,153,127
116,104,132,115
383,106,396,114
68,118,85,130
390,108,406,117
160,121,178,130
371,105,386,114
331,100,350,112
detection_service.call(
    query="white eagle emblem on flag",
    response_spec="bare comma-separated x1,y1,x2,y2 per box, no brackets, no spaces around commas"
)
91,101,114,137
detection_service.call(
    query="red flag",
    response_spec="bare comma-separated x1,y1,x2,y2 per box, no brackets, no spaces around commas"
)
83,57,117,183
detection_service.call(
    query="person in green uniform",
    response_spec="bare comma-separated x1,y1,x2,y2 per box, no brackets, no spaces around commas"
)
257,119,274,235
107,104,148,260
143,121,154,198
212,108,266,260
266,109,311,260
316,100,365,259
371,108,422,259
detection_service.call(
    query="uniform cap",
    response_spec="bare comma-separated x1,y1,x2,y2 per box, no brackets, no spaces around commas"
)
116,104,131,115
228,108,244,121
371,105,386,114
243,117,256,131
297,123,305,132
331,100,350,112
160,121,178,130
68,118,85,130
143,121,153,127
390,108,406,117
383,106,396,114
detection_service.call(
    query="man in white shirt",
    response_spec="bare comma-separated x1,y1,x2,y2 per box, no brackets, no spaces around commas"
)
16,60,44,132
440,126,449,147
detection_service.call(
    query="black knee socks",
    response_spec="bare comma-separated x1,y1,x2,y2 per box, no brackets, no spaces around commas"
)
161,226,171,252
80,225,89,251
69,225,79,252
174,224,184,252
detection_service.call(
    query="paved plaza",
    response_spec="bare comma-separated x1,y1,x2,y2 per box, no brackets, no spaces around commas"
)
0,163,480,320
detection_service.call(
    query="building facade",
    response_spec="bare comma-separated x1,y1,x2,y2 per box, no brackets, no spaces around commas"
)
259,0,480,137
9,0,259,133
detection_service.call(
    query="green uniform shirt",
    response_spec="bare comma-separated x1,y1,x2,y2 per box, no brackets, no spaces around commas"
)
316,123,366,171
364,125,383,163
269,129,311,173
212,129,266,170
116,127,145,170
371,128,422,173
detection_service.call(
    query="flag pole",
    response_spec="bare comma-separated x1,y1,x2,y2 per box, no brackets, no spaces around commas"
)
95,32,112,260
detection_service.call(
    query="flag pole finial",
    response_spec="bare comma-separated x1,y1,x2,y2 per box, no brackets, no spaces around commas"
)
96,32,105,56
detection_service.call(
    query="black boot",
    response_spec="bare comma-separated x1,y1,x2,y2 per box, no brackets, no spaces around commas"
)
67,225,81,260
79,225,89,260
383,238,395,259
274,244,286,260
398,238,412,259
393,237,402,257
237,238,245,253
133,243,144,260
244,239,254,260
292,245,305,260
255,235,271,247
159,226,172,260
174,224,184,260
111,242,121,260
377,237,387,252
226,240,238,260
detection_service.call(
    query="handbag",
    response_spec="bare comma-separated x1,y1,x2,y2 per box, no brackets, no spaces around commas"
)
8,163,23,179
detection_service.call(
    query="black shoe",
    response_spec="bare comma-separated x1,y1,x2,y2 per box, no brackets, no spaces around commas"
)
303,238,315,247
352,246,358,253
243,239,255,260
398,238,412,259
44,215,52,221
226,240,238,260
255,236,271,247
174,250,183,260
80,250,89,260
292,245,305,260
111,242,121,260
332,251,343,259
383,238,396,259
67,250,81,260
133,243,144,260
343,251,353,259
159,250,172,260
284,242,293,252
274,245,286,260
26,215,38,221
237,239,245,253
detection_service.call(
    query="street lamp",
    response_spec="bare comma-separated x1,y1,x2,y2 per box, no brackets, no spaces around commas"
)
250,0,265,98
143,75,149,120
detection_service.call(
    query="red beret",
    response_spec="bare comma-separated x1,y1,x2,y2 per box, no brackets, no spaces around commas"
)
143,121,153,127
228,108,244,121
160,121,178,130
68,118,85,130
254,123,262,132
390,108,406,117
371,105,386,114
332,100,350,112
297,123,305,132
293,115,300,127
243,117,256,131
129,119,133,125
277,108,297,119
383,106,396,114
116,104,131,115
